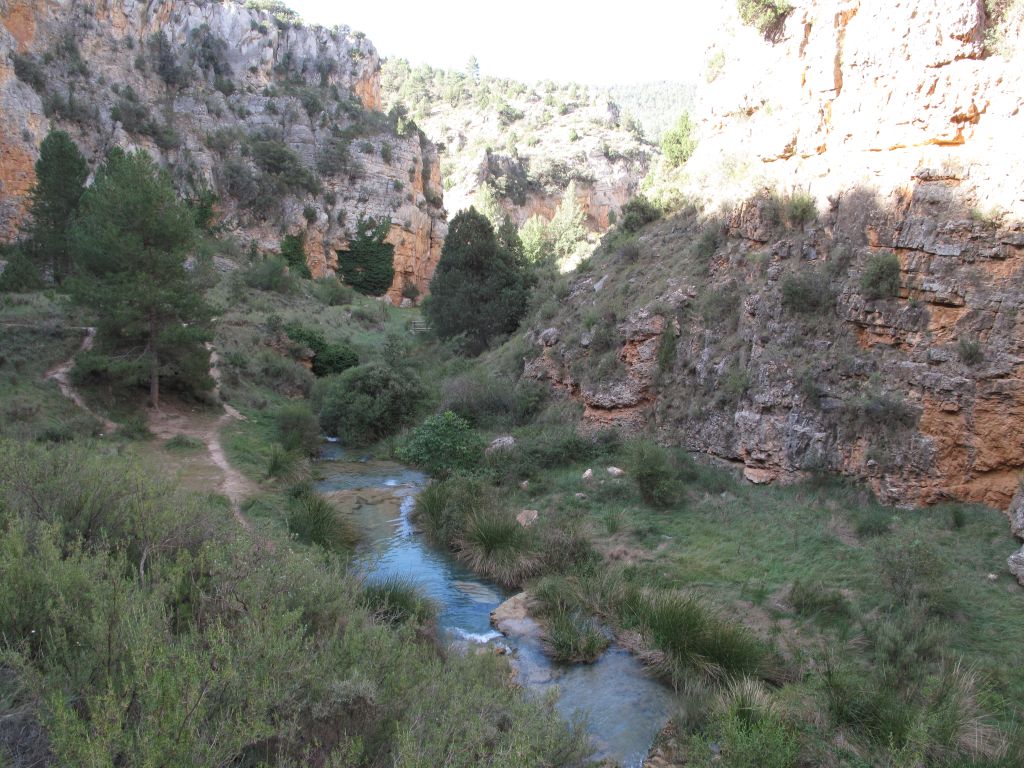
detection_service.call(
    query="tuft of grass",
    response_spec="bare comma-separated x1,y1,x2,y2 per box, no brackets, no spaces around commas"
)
614,587,767,686
265,442,301,480
958,337,984,366
361,575,435,626
459,511,540,588
164,434,204,452
852,505,891,537
285,486,358,552
788,579,850,619
543,610,609,663
625,440,684,508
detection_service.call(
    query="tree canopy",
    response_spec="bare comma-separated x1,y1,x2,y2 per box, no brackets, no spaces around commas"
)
25,129,88,284
69,149,211,407
424,207,531,354
338,217,395,297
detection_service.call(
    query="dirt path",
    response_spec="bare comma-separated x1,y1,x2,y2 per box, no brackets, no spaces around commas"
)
45,328,258,532
43,326,119,434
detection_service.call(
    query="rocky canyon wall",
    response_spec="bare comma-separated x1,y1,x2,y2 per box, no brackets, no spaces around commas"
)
0,0,446,300
523,0,1024,520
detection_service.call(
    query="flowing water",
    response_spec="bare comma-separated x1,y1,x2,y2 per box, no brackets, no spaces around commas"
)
317,444,676,767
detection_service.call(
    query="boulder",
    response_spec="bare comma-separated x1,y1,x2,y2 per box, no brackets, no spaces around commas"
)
1009,487,1024,540
539,327,560,346
606,466,625,478
519,480,530,490
1009,547,1024,586
582,468,593,480
516,509,539,527
485,435,517,455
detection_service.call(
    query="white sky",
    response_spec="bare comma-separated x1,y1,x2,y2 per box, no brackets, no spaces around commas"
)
287,0,723,85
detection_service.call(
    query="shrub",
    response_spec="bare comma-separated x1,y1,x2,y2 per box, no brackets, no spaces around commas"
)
314,362,424,445
876,536,949,606
244,255,294,292
712,709,799,768
397,411,484,478
657,328,677,373
361,575,434,626
785,190,817,226
737,0,793,38
12,53,46,92
958,337,983,366
438,373,517,427
620,195,661,233
279,233,310,278
661,112,697,167
860,252,901,300
286,485,358,551
625,440,684,508
274,401,320,456
265,443,301,480
780,268,834,314
695,223,724,261
852,505,892,537
0,248,45,292
338,217,395,297
311,277,354,306
283,324,358,377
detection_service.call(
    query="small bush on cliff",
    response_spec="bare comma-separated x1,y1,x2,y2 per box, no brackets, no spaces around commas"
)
737,0,793,38
338,217,395,297
314,362,424,444
661,112,697,168
620,195,662,233
860,252,901,300
958,337,984,366
244,255,294,293
279,233,310,278
780,268,834,314
398,411,485,478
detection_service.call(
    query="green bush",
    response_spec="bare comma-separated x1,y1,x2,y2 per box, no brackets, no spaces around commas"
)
311,277,354,306
620,195,661,233
737,0,793,37
244,255,294,292
338,217,395,297
0,248,45,292
661,113,697,167
283,323,358,377
860,252,901,300
626,440,684,508
314,362,424,445
780,268,834,314
274,401,320,456
286,485,358,551
397,411,485,478
438,373,545,428
279,233,310,278
785,191,817,226
958,337,983,366
11,52,46,91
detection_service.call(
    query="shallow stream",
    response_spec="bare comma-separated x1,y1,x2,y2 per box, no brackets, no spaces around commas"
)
317,444,675,766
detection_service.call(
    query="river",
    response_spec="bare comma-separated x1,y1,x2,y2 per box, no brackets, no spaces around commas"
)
317,444,676,766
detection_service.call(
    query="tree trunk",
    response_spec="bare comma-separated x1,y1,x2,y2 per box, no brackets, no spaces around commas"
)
149,311,159,409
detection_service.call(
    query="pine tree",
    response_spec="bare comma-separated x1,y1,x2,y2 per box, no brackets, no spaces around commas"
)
424,207,530,354
25,129,88,284
69,149,211,407
338,217,395,297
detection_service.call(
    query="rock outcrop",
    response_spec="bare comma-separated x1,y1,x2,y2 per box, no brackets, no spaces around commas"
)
381,59,654,233
0,0,446,301
523,1,1024,516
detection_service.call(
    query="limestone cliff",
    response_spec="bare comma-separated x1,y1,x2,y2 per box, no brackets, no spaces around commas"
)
0,0,446,302
521,1,1024,517
381,59,655,233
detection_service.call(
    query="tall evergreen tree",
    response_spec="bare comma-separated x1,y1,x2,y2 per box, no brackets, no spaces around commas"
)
69,149,211,407
25,129,88,284
425,207,530,354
